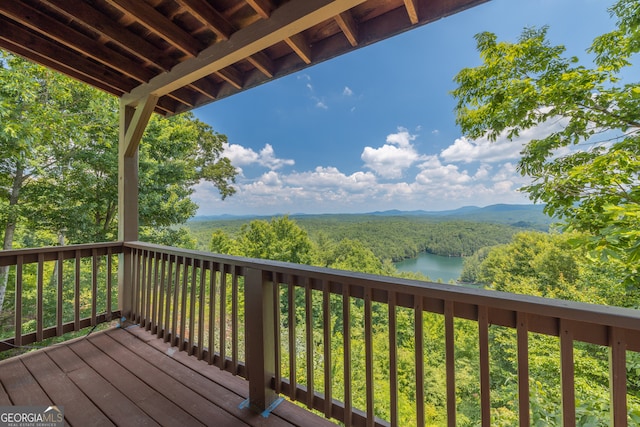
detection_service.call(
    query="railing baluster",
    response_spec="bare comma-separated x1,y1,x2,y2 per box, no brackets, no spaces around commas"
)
36,253,44,342
415,296,424,427
288,278,297,400
197,259,206,360
560,319,576,426
478,305,490,426
74,249,81,331
132,248,140,323
171,255,181,347
305,277,314,409
106,247,113,321
273,271,281,393
188,257,197,355
517,312,530,426
151,251,160,334
445,300,456,427
164,254,174,343
56,250,64,336
609,327,627,426
91,248,98,327
322,280,332,418
179,257,189,351
364,286,374,427
343,284,352,427
219,264,227,370
388,291,397,427
144,250,152,328
208,262,217,365
15,255,23,348
232,267,240,373
137,249,144,324
155,253,165,336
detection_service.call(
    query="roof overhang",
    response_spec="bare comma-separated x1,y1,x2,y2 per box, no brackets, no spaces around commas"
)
0,0,489,116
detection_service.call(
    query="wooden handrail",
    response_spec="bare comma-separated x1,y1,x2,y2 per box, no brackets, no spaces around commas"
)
124,241,640,426
0,242,123,352
4,240,637,423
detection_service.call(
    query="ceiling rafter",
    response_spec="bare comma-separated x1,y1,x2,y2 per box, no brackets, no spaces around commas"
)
106,0,204,57
244,0,274,19
404,0,419,24
1,1,153,83
335,11,358,47
0,35,127,96
0,0,490,115
215,67,244,89
284,33,312,64
247,52,274,78
41,0,175,71
175,0,234,41
122,0,369,107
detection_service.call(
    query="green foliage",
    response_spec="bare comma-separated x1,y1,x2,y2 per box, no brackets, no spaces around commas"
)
452,0,640,284
194,214,521,262
0,51,236,246
473,231,635,306
210,216,313,264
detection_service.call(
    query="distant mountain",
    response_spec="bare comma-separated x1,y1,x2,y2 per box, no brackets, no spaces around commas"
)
192,204,555,231
366,204,553,230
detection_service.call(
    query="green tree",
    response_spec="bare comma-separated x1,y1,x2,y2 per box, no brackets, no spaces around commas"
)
212,216,314,264
452,0,640,283
0,51,237,312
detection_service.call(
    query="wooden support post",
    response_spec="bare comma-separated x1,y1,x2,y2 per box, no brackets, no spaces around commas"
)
118,95,157,319
244,267,278,412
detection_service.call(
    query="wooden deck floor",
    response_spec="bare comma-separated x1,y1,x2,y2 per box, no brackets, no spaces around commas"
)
0,327,337,427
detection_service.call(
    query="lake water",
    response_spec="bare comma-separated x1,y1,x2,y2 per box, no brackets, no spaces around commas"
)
394,252,464,283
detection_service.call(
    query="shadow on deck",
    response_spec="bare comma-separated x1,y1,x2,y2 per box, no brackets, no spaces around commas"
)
0,327,336,427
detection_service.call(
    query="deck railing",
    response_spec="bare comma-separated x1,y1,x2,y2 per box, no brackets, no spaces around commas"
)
125,241,640,427
0,242,122,352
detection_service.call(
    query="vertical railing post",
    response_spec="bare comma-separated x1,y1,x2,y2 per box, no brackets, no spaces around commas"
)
244,267,278,412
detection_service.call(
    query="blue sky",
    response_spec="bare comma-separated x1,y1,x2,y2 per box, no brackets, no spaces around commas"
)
193,0,619,216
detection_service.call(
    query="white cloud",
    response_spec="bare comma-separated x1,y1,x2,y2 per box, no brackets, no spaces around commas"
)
343,86,353,96
195,127,535,216
440,118,568,164
361,128,425,179
224,143,294,172
315,100,328,109
440,135,525,164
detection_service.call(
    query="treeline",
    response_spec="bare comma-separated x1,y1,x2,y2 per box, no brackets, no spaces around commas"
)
204,216,640,424
189,215,522,261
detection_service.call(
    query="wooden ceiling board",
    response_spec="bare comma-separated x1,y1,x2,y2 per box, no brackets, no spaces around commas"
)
0,0,489,115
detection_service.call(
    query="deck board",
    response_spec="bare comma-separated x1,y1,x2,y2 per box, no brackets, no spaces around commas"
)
0,327,337,427
21,351,114,426
46,346,160,426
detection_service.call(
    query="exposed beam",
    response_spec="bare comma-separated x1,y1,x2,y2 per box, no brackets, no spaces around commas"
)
215,67,243,90
335,11,358,47
1,1,154,83
122,0,368,107
175,0,234,40
404,0,419,24
0,17,137,94
124,94,159,157
284,33,311,64
247,52,274,78
244,0,274,19
0,36,124,96
107,0,203,57
190,78,218,99
42,0,174,70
